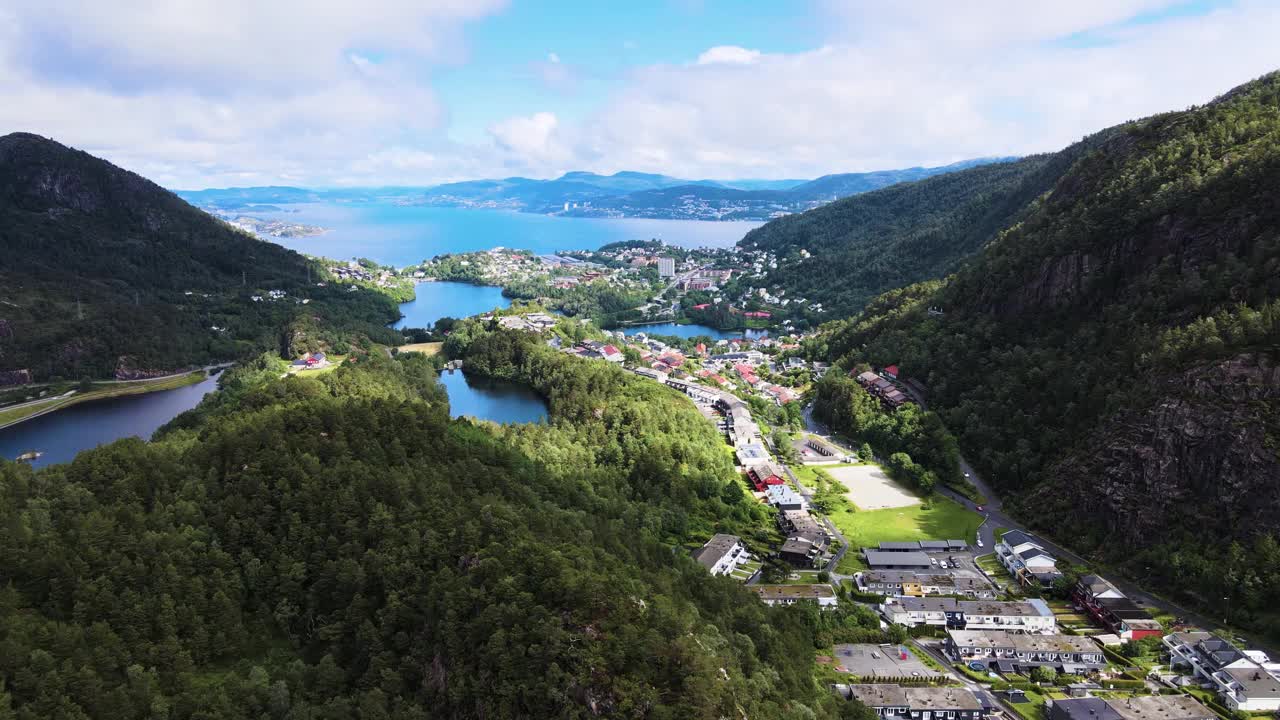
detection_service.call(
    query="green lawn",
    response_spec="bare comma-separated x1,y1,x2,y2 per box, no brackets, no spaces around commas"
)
826,495,984,550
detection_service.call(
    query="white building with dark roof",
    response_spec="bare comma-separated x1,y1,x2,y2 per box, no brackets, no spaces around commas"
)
692,534,747,577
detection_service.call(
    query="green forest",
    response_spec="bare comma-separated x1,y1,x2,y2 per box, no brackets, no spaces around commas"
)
0,133,402,381
802,72,1280,640
0,334,884,718
739,129,1130,319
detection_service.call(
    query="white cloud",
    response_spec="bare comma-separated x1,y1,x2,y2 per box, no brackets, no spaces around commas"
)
695,46,762,65
0,1,1277,186
487,112,571,169
0,0,504,187
565,0,1280,179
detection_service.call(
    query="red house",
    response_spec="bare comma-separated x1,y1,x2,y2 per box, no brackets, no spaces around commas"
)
746,462,787,492
883,364,900,379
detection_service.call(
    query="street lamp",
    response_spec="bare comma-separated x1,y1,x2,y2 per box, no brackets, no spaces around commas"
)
1223,596,1230,627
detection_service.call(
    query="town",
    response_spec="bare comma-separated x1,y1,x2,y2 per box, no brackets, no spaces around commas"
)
475,307,1280,720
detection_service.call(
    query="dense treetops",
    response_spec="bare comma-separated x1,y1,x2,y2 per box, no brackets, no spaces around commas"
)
740,129,1125,318
0,133,401,380
808,71,1280,640
0,337,882,718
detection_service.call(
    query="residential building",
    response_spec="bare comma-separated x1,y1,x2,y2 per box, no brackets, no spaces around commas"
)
657,257,675,277
855,571,995,599
995,530,1064,589
765,484,807,511
834,685,984,720
746,461,787,492
1051,695,1215,720
692,534,748,577
780,532,828,567
881,597,1056,633
1106,696,1217,720
945,629,1106,673
1072,575,1162,640
1164,632,1280,712
1048,698,1123,720
751,584,837,608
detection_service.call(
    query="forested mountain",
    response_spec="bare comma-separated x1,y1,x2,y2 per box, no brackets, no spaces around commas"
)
0,133,400,380
805,71,1280,639
739,146,1118,316
0,339,881,719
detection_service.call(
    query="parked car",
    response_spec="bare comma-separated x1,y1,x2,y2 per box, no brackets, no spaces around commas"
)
976,538,984,548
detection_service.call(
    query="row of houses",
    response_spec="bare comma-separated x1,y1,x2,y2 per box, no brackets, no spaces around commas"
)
1048,695,1217,720
1164,631,1280,712
854,369,911,409
856,570,996,599
995,530,1064,589
945,629,1107,674
880,597,1057,633
834,684,990,720
1071,574,1163,640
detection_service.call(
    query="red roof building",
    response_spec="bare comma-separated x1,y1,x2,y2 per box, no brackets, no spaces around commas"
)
883,365,900,379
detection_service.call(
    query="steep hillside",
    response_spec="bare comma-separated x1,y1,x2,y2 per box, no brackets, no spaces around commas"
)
810,71,1280,639
0,133,400,380
740,146,1118,316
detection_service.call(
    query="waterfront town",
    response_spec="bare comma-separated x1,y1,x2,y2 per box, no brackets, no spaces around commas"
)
478,307,1280,720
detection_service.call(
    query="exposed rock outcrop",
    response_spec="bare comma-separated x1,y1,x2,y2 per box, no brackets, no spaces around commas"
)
1030,353,1280,543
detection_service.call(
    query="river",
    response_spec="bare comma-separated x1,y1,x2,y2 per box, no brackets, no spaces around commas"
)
0,373,220,469
438,369,547,424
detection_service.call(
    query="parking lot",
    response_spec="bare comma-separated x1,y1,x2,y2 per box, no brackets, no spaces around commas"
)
830,643,943,679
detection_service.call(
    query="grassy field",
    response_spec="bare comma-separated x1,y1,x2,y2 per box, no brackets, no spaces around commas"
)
398,342,443,355
0,371,207,429
827,496,984,550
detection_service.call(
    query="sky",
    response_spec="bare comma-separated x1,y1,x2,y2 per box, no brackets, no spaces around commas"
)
0,0,1277,188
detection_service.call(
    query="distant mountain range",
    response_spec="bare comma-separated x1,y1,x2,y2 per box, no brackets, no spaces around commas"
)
175,158,1014,221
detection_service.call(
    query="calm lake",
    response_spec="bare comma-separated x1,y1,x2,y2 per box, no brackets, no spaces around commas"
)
620,322,770,340
259,202,762,266
439,369,547,424
0,373,220,469
394,281,510,329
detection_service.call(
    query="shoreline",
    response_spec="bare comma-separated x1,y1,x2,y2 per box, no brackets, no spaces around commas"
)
0,367,220,432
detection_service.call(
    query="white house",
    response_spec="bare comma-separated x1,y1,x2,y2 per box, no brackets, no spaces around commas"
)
1164,632,1280,712
692,534,748,577
996,530,1063,588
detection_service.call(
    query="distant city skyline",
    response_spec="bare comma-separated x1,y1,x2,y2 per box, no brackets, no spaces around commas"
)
2,0,1277,188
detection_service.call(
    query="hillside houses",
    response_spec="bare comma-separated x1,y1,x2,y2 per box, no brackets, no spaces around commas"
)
996,531,1064,589
751,584,837,608
854,369,911,409
1164,631,1280,712
692,534,750,577
1072,575,1162,640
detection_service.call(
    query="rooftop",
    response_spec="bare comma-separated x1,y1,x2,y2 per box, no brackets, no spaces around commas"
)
692,534,741,570
751,584,835,601
1107,695,1217,720
947,629,1099,654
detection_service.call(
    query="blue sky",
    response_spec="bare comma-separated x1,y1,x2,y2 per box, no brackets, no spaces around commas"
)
0,1,1275,188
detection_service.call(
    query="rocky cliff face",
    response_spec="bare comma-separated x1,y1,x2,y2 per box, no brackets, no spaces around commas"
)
1030,353,1280,543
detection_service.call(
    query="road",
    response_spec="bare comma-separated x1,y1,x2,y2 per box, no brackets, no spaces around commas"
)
893,383,1278,656
0,363,232,431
